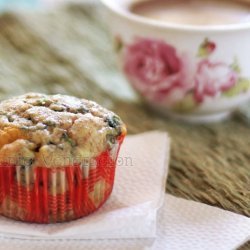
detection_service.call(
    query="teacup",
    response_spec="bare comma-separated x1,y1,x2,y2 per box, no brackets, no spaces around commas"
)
101,0,250,123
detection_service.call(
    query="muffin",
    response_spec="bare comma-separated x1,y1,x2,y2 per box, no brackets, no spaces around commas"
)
0,93,126,223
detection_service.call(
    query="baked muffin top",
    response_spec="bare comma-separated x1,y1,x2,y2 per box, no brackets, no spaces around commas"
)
0,93,126,167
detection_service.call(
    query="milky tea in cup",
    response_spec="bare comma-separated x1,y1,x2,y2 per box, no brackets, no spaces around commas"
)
130,0,250,26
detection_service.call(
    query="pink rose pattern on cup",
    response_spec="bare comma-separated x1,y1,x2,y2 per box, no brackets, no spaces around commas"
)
119,37,250,112
194,60,238,103
124,39,187,102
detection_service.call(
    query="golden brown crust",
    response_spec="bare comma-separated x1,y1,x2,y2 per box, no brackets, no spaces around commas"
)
0,93,126,167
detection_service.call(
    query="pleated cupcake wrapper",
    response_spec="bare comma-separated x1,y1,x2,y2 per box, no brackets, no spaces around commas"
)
0,138,124,223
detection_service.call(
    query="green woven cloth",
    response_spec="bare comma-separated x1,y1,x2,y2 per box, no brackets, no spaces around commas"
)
0,3,249,248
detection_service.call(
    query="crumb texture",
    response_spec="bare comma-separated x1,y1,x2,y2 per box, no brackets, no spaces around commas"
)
0,93,125,167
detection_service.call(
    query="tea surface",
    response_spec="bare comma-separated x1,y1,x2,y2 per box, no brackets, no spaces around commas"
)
131,0,250,25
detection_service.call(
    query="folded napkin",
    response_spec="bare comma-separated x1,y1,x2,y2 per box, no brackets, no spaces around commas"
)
0,132,249,250
0,131,170,240
1,195,249,250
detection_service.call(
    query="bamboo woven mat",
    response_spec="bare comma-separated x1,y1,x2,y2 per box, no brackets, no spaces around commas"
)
0,2,249,249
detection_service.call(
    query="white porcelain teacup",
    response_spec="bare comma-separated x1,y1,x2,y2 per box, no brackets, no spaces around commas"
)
101,0,250,123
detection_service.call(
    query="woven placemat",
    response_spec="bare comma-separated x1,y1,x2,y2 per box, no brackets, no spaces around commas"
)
0,3,249,248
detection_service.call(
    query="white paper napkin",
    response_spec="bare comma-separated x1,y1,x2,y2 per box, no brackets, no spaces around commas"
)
1,193,249,250
0,131,170,240
155,194,250,250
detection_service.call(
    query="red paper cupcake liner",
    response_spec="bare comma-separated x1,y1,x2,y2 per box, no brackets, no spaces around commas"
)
0,136,125,223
